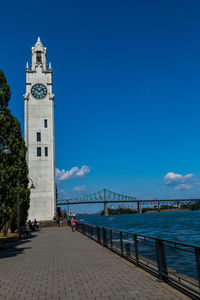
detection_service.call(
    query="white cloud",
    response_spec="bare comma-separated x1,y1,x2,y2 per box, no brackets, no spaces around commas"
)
163,172,200,191
56,165,91,182
164,172,194,185
174,184,192,191
73,185,88,193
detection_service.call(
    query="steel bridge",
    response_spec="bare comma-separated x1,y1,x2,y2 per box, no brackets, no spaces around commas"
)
56,188,199,216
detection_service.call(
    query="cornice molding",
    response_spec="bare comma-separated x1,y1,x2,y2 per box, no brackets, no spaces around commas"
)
23,93,30,100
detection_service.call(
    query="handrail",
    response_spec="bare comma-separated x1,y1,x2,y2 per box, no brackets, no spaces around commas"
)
70,219,200,299
76,221,200,249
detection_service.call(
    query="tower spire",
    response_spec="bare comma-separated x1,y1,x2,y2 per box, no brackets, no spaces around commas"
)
31,37,47,71
34,36,44,47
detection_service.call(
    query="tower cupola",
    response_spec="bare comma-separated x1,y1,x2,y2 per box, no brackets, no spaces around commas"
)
31,37,47,71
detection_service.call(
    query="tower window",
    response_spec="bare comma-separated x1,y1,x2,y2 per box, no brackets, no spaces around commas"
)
45,147,48,157
44,119,48,128
36,51,42,63
37,132,41,142
37,147,41,157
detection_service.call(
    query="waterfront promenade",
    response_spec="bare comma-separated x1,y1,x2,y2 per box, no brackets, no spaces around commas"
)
0,227,189,300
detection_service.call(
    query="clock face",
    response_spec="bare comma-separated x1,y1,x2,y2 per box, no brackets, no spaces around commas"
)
31,84,47,99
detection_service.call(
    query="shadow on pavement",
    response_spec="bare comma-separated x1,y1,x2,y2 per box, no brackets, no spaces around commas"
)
0,234,37,259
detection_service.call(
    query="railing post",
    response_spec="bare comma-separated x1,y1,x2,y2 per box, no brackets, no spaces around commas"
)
134,234,139,266
85,224,87,234
102,227,107,246
97,226,101,243
195,248,200,290
89,225,91,237
110,230,113,250
120,231,123,256
85,224,87,235
125,242,130,257
155,238,168,282
91,225,93,239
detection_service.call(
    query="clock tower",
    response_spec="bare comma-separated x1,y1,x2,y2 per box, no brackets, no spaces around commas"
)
24,37,56,221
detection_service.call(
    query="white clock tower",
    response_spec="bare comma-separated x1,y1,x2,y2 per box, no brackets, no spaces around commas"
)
24,37,56,221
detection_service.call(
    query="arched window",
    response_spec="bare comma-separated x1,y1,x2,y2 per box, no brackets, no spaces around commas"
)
36,51,42,63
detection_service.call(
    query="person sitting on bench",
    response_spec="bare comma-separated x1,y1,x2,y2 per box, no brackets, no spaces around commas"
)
28,219,34,231
19,225,31,238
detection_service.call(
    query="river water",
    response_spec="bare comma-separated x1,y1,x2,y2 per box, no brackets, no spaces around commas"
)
77,210,200,245
76,211,200,280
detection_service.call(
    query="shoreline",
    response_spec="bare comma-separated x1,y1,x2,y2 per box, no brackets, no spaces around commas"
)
143,208,192,213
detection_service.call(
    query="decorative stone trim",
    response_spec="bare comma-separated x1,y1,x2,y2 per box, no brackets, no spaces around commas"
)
24,93,30,100
49,93,55,100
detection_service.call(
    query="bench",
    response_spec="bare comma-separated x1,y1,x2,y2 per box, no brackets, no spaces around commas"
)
19,228,32,239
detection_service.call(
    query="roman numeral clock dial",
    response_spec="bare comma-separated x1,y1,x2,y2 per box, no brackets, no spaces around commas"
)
31,84,47,99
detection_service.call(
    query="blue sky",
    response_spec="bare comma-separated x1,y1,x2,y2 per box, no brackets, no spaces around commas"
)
1,1,200,212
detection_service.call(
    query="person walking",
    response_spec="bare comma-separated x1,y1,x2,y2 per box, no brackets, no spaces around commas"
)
33,219,37,231
71,217,76,232
28,219,33,231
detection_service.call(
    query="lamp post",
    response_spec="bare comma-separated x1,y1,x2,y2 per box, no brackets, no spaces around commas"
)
17,177,35,234
0,135,12,155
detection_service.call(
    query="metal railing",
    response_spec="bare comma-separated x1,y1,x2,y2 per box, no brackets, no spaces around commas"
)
69,220,200,299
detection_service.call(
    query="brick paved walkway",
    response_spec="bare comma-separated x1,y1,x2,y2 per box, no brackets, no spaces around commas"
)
0,227,189,300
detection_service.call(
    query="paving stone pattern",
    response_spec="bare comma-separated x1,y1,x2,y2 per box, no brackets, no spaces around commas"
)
0,227,189,300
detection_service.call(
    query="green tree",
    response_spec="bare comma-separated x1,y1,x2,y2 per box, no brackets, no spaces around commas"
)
188,200,200,210
0,70,30,232
0,71,11,109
